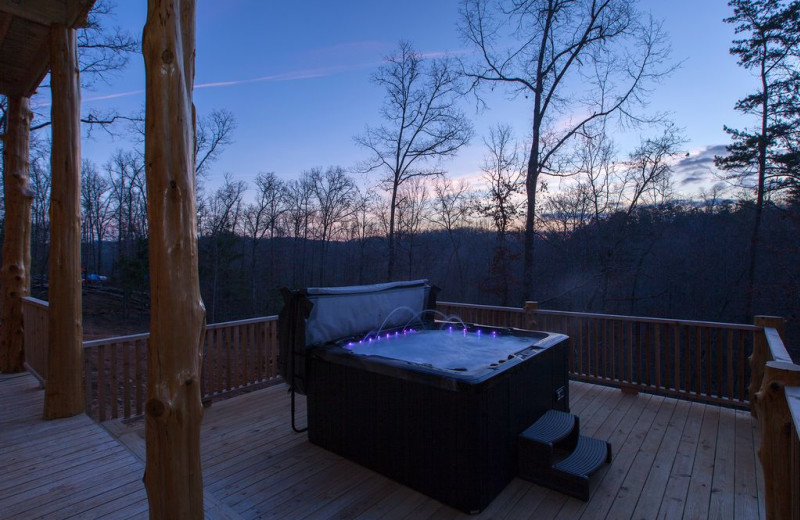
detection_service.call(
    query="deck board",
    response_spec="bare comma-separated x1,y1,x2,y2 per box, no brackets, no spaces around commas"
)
0,373,148,520
0,372,764,519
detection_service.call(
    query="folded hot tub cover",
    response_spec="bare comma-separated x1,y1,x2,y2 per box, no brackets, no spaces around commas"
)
278,279,436,394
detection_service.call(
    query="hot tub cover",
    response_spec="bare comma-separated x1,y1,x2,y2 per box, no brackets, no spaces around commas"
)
278,279,435,394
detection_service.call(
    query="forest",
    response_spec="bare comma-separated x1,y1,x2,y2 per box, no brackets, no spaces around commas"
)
2,0,800,357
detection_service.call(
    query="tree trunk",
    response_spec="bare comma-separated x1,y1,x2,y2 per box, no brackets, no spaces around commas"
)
745,42,771,322
43,24,83,419
0,96,33,373
387,182,398,280
522,167,539,302
142,1,206,518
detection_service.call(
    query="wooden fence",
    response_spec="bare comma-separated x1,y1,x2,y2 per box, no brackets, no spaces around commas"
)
437,301,760,408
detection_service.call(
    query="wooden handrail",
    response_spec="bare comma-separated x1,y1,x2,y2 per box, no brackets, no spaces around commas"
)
755,362,800,520
438,301,761,408
21,297,48,386
80,315,280,421
785,386,800,520
747,316,800,520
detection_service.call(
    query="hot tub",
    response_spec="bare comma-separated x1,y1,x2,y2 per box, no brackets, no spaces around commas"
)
279,281,569,513
307,326,568,513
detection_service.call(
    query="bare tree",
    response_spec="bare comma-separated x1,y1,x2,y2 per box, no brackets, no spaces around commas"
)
285,173,317,287
203,173,247,322
29,140,51,283
477,125,525,304
430,176,474,296
81,159,113,275
309,166,357,285
618,125,685,216
356,41,473,280
572,122,617,222
348,188,381,284
243,171,287,312
394,177,432,279
460,0,673,299
106,149,147,317
195,109,237,181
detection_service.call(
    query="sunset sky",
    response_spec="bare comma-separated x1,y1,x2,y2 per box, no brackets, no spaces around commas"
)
56,0,754,197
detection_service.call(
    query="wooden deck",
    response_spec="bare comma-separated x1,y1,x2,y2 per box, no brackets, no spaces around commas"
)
0,372,764,519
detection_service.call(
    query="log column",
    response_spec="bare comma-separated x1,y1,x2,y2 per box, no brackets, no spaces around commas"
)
754,361,800,520
43,24,83,419
142,0,206,517
524,301,538,330
0,96,33,373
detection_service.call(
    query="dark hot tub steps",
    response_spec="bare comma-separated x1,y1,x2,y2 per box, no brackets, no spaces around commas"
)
518,409,612,501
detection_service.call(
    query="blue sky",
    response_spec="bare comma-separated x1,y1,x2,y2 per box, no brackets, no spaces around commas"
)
67,0,752,196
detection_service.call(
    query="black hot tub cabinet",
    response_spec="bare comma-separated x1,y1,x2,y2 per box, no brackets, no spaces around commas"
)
306,326,569,514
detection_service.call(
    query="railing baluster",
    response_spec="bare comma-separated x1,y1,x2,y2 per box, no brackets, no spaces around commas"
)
673,323,681,393
738,333,746,402
270,320,279,380
627,322,634,385
135,339,143,416
98,344,106,422
654,323,662,389
123,341,131,419
110,341,118,419
643,322,651,387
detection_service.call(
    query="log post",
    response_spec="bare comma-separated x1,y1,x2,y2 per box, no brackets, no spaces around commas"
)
43,24,83,419
754,360,800,520
0,96,33,373
524,301,538,330
142,1,206,518
750,316,786,417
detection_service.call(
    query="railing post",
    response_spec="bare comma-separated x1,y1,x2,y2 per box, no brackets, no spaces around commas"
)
754,360,800,520
524,301,538,330
750,316,786,416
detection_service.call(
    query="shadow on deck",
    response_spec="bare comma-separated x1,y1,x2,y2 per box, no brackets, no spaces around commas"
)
0,372,764,519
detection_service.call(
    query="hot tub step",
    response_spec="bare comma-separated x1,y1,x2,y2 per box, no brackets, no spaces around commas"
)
518,410,579,482
548,435,613,501
520,409,579,449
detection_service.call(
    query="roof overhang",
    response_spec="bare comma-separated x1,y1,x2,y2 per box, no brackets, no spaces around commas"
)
0,0,95,97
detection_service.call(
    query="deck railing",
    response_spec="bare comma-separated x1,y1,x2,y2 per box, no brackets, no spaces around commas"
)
21,296,798,516
21,297,48,385
21,297,280,422
82,316,280,422
747,316,800,520
437,301,761,408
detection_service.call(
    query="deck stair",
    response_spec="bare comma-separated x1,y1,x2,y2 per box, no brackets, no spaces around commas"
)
518,409,612,501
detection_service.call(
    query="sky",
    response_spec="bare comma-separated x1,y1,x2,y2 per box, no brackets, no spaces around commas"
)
57,0,754,198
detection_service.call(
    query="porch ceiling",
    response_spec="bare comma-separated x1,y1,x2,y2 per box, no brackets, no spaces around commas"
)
0,0,95,97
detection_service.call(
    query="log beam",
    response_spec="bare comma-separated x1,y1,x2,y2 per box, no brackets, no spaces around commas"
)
754,361,800,520
43,24,83,419
0,96,32,373
142,0,205,517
